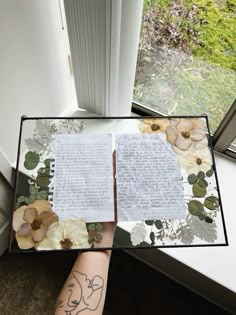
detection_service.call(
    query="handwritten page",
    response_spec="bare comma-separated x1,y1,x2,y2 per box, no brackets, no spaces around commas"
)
116,134,185,221
51,134,114,222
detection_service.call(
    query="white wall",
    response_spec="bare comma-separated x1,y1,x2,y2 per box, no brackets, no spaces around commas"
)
0,0,77,164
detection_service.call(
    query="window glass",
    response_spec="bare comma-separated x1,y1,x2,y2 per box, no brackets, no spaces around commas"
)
231,138,236,148
134,0,236,132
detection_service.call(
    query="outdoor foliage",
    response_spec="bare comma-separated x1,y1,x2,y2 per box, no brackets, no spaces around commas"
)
135,0,236,131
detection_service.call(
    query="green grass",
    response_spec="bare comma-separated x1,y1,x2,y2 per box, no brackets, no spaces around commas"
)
143,0,236,70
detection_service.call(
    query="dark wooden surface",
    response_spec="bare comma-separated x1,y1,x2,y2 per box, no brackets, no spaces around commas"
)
0,250,230,315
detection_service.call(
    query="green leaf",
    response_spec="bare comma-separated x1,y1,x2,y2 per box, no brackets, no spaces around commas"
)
94,233,103,242
188,200,204,216
44,159,52,167
205,217,213,224
204,196,219,210
192,183,207,198
24,151,40,170
206,168,214,177
36,174,49,188
88,236,94,244
17,196,25,203
197,171,205,180
145,220,154,226
154,220,163,230
150,231,155,242
45,167,50,175
28,195,36,203
37,190,48,200
29,185,38,195
187,174,198,185
199,214,207,220
88,224,95,231
95,223,103,232
198,179,208,188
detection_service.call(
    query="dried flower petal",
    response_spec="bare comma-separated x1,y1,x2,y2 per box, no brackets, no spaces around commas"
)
37,220,90,250
18,223,32,237
23,207,38,223
39,211,58,226
12,205,27,232
32,225,48,242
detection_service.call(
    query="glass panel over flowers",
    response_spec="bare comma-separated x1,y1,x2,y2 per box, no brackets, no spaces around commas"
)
10,116,227,252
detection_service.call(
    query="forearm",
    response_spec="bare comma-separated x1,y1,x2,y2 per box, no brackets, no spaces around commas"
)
55,250,111,315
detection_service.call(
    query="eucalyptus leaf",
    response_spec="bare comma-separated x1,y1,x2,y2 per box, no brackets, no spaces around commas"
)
198,179,208,188
88,224,95,231
145,220,154,226
17,196,25,203
24,151,40,170
94,233,103,242
188,200,204,216
154,220,163,230
24,160,38,170
206,167,214,177
187,174,198,185
95,223,103,232
28,195,36,203
204,196,219,210
199,214,207,220
192,183,207,198
205,217,213,223
44,159,52,167
88,236,95,244
197,171,205,180
37,190,48,200
150,231,155,242
29,186,38,195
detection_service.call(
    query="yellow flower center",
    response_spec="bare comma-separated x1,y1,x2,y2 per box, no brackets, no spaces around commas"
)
196,158,202,165
31,219,41,230
60,238,73,249
181,131,190,139
151,123,160,131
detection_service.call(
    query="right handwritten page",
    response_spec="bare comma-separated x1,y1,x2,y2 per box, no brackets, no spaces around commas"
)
116,134,185,221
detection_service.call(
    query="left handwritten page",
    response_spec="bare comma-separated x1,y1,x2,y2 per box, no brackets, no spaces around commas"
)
51,134,114,222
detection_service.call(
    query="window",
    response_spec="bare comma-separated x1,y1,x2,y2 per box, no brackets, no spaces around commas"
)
133,0,236,157
213,99,236,158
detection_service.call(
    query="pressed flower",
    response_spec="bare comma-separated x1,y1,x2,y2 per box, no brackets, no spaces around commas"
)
165,118,206,151
130,222,147,246
13,200,58,249
138,118,169,133
37,220,90,250
176,144,212,175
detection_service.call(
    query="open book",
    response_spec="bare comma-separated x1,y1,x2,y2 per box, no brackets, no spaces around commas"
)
10,116,227,252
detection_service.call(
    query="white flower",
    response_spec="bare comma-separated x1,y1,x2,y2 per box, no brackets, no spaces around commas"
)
130,223,147,246
138,118,169,133
166,118,206,151
37,219,90,250
177,143,212,175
